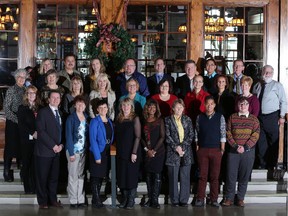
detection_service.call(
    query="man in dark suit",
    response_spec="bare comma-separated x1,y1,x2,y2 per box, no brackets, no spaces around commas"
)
175,60,197,99
35,90,64,209
147,57,175,96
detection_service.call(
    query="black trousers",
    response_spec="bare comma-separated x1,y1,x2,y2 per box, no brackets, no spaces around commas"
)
35,155,60,205
257,111,279,169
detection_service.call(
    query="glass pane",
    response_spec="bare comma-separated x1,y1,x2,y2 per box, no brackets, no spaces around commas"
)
37,32,56,59
0,32,18,58
147,6,165,32
246,7,264,33
0,4,20,31
0,59,17,85
58,5,77,30
78,5,98,32
168,6,187,32
245,35,263,60
244,62,263,82
37,4,57,31
127,5,146,30
167,34,187,60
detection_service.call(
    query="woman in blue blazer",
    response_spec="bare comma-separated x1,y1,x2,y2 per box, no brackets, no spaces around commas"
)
89,99,114,208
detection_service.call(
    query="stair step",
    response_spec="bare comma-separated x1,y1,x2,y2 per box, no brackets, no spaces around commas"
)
0,191,286,205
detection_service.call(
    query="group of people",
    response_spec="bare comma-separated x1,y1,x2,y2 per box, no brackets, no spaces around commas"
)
2,54,287,210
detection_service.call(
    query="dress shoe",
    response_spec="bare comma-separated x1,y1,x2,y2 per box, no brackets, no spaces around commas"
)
78,203,87,208
39,205,49,209
179,203,188,207
210,201,220,208
51,201,63,208
171,203,179,207
194,199,204,207
221,199,233,207
237,200,245,207
70,204,78,208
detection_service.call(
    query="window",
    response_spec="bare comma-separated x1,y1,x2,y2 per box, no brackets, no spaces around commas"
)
36,4,97,75
127,5,188,76
0,4,20,85
204,6,265,78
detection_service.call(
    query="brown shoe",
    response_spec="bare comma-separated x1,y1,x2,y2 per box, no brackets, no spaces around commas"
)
237,200,245,207
39,205,49,209
221,199,233,206
51,201,63,208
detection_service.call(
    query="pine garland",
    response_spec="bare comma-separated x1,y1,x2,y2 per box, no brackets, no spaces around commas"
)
84,23,135,72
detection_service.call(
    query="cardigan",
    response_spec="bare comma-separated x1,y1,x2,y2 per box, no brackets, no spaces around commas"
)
89,115,114,161
65,111,89,156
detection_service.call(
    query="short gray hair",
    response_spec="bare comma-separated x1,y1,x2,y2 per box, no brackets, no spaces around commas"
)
12,68,28,79
262,65,274,75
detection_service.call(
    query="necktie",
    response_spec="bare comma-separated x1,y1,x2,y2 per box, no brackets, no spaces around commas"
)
258,82,266,114
190,79,194,91
157,74,162,83
55,110,61,125
236,77,241,95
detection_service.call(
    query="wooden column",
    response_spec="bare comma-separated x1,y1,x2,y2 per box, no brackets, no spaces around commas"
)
266,0,279,79
189,0,204,62
279,0,288,103
100,0,125,24
18,0,36,68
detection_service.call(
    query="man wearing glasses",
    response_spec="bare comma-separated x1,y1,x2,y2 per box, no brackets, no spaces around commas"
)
222,97,260,207
115,58,150,100
252,65,287,170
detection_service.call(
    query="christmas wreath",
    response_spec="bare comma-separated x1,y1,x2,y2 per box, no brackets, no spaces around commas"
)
84,23,135,72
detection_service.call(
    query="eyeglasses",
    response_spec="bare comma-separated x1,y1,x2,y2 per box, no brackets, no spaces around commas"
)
27,92,36,95
239,102,249,106
160,85,169,88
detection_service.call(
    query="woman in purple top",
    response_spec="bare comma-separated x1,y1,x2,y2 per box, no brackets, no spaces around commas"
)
235,76,260,117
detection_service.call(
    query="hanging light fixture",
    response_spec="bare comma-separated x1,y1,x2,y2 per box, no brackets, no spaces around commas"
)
12,22,19,30
178,23,187,32
5,7,11,13
92,8,96,15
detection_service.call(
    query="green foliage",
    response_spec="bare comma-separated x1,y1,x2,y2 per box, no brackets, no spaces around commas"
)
84,23,135,72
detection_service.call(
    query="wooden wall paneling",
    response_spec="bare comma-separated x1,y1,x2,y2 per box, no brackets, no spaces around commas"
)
18,0,36,68
279,0,288,103
203,0,269,7
266,0,279,79
189,0,204,63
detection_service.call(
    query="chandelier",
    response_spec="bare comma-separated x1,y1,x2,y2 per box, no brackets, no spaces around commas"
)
0,5,19,30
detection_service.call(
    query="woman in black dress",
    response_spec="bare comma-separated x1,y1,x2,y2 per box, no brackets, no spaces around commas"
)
115,97,141,209
141,99,165,209
89,99,114,208
17,85,41,193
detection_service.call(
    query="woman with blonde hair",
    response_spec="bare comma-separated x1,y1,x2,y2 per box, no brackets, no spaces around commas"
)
89,73,116,120
115,98,141,209
84,58,106,94
35,58,54,90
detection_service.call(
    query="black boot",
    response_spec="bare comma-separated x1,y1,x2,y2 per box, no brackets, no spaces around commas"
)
126,188,136,210
91,177,104,208
142,173,152,207
151,173,161,209
118,189,128,208
3,157,13,182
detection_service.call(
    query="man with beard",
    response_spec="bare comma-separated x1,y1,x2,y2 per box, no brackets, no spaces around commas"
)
252,65,287,170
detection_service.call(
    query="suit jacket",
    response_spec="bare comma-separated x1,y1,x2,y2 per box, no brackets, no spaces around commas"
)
176,74,193,99
35,106,62,157
147,73,175,95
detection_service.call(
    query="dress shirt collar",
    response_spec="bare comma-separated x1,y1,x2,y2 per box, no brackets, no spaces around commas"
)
238,112,249,118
